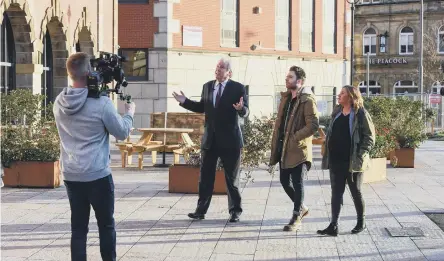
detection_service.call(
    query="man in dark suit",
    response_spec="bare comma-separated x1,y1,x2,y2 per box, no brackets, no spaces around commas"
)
172,58,249,222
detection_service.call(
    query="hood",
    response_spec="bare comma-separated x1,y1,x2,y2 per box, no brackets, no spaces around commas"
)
56,87,88,115
280,86,315,98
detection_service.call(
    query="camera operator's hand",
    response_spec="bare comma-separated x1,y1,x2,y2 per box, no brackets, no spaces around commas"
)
125,102,136,117
172,91,187,104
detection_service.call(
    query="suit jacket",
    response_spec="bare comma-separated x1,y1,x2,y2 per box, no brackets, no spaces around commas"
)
180,79,249,150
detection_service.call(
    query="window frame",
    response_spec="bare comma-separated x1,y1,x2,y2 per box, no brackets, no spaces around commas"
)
393,80,418,94
300,0,315,52
399,27,414,55
118,48,149,82
220,0,239,48
42,29,53,109
438,26,444,54
1,13,16,94
275,0,291,51
358,80,381,95
363,28,377,55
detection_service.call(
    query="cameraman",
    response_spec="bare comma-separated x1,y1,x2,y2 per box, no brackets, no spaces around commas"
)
53,52,135,261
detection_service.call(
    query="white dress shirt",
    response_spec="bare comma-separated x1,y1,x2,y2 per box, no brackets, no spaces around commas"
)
213,79,228,107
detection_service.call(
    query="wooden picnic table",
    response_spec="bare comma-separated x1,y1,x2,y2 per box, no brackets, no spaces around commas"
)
137,128,194,167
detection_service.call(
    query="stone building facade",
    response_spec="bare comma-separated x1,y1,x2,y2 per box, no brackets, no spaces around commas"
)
1,0,118,103
118,0,352,128
354,0,444,95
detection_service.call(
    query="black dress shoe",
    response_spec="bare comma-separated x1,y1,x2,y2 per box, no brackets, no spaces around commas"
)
188,212,205,220
229,213,240,222
351,219,366,234
317,223,338,237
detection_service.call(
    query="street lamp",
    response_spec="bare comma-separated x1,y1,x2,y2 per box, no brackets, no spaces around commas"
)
346,0,361,85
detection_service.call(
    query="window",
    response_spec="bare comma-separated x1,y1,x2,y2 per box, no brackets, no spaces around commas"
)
221,0,238,47
300,0,315,52
362,0,380,3
118,0,149,3
399,27,414,55
322,0,337,54
432,81,442,94
119,49,148,81
380,35,387,53
394,80,418,94
42,30,53,112
358,81,381,95
438,26,444,53
363,28,377,55
275,0,291,50
1,13,15,94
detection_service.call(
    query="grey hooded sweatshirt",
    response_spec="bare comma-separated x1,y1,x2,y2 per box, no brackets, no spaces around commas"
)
53,87,133,182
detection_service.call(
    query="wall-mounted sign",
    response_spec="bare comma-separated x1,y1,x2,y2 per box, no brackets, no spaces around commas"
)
369,58,408,65
183,26,202,47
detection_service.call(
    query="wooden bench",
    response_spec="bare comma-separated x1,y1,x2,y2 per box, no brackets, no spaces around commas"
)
312,126,326,156
133,144,164,170
172,133,197,164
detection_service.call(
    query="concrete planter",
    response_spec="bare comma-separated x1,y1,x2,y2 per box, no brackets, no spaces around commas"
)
363,158,387,183
168,164,226,194
3,161,61,188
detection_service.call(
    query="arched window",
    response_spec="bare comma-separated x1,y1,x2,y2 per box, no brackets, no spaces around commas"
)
394,80,418,94
358,80,381,95
438,26,444,53
42,30,53,111
1,13,15,94
363,28,377,55
400,27,414,55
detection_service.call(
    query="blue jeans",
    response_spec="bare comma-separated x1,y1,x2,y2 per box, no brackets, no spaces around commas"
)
64,175,116,261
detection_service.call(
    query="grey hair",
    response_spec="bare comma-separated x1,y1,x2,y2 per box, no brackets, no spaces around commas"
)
218,58,232,72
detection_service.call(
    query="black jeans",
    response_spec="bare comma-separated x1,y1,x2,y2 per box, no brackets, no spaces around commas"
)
64,175,116,261
330,163,365,225
279,163,307,216
196,141,242,215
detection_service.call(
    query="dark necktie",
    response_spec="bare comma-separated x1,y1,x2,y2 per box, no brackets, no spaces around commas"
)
215,83,222,107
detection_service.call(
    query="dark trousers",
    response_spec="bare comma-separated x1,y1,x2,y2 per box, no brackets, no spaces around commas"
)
330,163,365,225
64,175,116,261
279,163,307,216
196,142,242,215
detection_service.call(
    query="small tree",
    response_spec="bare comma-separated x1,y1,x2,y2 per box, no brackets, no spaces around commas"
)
421,22,444,89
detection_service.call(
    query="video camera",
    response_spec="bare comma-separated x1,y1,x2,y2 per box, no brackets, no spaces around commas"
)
87,51,131,103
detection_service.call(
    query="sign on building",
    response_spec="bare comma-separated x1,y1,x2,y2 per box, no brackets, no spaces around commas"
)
429,94,442,104
369,58,408,65
183,26,203,47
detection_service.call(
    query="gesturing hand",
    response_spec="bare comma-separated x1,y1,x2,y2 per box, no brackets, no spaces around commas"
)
233,97,244,111
172,91,187,104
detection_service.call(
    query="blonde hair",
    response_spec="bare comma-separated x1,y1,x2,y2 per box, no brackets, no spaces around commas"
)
66,52,91,81
343,85,364,111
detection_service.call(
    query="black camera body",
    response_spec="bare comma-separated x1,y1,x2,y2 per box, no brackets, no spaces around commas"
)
87,51,131,103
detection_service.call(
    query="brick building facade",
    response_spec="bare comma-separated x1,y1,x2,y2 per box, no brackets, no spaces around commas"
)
118,0,351,128
1,0,118,103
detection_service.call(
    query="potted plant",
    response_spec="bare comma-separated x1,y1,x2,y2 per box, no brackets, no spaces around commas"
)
1,90,61,188
389,97,428,168
168,139,226,194
364,96,429,168
168,114,276,194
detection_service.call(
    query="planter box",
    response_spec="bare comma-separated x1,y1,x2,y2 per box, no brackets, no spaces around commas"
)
392,148,415,168
3,161,61,188
363,158,387,183
169,164,226,194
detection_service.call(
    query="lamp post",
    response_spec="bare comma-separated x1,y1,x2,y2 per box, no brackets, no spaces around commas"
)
346,0,361,86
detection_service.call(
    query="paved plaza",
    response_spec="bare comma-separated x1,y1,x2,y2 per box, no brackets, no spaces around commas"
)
1,141,444,261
